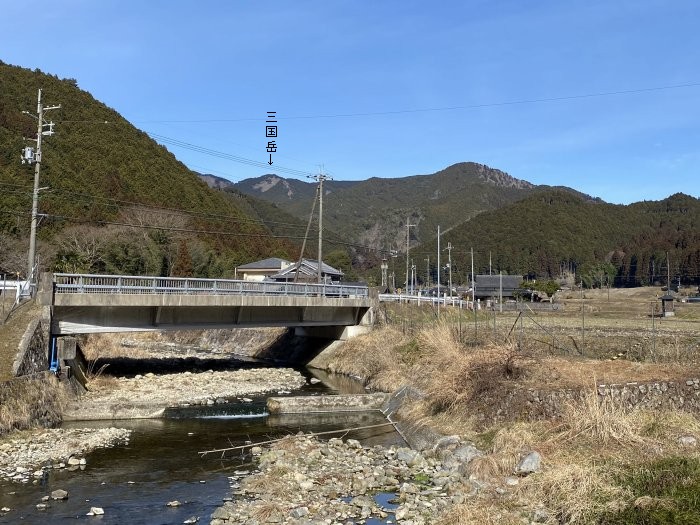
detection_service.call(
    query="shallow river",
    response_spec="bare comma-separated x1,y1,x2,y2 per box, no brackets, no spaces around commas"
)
0,371,403,524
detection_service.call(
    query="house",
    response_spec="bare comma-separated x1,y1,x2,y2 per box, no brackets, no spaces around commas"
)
269,259,344,283
473,274,523,299
234,257,292,281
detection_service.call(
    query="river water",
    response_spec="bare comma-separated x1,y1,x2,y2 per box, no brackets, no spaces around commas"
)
0,370,403,524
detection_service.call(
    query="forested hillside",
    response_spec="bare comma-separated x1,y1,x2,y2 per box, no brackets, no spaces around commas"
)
431,190,700,286
236,162,540,252
0,62,295,278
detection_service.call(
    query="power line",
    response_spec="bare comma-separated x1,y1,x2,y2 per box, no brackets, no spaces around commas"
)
132,81,700,123
0,181,310,231
145,132,316,178
0,209,387,254
0,209,306,241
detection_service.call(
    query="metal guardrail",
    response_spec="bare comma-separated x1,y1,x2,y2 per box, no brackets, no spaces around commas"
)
53,273,369,299
379,294,468,307
378,294,560,311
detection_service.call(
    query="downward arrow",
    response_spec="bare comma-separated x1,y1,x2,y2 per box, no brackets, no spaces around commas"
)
268,154,273,165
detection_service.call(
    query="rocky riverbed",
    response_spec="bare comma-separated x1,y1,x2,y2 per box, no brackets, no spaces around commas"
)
0,427,131,483
210,434,541,525
66,368,308,419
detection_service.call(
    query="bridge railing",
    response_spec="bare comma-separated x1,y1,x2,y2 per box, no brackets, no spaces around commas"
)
53,274,368,299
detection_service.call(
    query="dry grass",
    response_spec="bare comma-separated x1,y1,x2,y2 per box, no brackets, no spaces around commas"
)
333,301,700,524
0,374,67,435
241,465,293,499
80,333,157,361
559,386,646,447
0,299,41,382
249,501,286,522
519,460,629,525
384,340,700,524
328,325,411,391
436,499,521,525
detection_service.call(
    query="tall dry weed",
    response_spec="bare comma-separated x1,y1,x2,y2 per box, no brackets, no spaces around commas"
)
436,500,521,525
328,326,410,391
559,385,649,447
412,321,526,411
520,460,629,525
0,375,67,435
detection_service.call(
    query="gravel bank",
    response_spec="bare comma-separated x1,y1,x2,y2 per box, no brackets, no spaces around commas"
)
0,427,131,483
210,434,530,525
66,368,307,420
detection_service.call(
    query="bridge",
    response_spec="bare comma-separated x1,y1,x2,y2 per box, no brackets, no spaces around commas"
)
40,273,373,339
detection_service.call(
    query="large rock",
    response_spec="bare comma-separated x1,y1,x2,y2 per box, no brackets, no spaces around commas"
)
51,489,68,500
515,451,541,475
678,435,697,447
396,448,424,467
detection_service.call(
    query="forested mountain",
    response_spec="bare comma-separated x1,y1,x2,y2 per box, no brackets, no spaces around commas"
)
235,163,540,252
0,62,295,278
3,62,695,286
427,190,700,286
234,174,357,206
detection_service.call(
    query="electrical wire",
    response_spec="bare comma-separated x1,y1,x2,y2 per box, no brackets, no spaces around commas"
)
0,208,388,254
132,81,700,123
0,181,312,231
146,132,316,178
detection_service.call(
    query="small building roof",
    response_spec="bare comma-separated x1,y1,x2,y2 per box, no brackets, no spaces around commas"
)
271,259,343,279
475,275,523,288
236,257,291,270
660,294,675,301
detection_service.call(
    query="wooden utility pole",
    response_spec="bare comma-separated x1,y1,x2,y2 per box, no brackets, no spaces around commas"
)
405,218,415,292
447,242,453,295
581,282,585,355
499,271,503,313
424,257,430,288
437,225,441,317
471,247,476,338
316,174,325,283
23,89,60,294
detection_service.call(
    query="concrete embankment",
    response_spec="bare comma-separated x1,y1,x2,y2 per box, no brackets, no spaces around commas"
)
267,392,388,414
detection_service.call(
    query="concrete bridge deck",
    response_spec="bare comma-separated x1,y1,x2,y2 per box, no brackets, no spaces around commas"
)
41,273,373,336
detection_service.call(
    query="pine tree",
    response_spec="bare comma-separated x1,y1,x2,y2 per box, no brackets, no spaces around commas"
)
171,240,194,277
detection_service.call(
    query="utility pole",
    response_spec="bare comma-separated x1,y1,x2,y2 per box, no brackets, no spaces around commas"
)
447,242,453,295
22,88,60,294
489,251,492,275
581,281,585,355
499,271,503,313
381,258,388,289
424,257,430,288
437,226,441,298
437,225,441,299
404,218,415,292
307,171,331,283
470,247,475,305
471,247,476,338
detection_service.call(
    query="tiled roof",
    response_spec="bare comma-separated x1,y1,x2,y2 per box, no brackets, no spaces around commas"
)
237,257,291,270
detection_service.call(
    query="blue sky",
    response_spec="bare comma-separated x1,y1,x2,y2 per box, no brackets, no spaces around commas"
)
2,0,698,204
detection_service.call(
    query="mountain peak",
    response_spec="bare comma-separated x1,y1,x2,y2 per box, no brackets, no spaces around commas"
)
439,162,535,190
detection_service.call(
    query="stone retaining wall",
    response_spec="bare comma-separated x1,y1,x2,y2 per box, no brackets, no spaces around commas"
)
477,378,700,425
12,312,49,376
